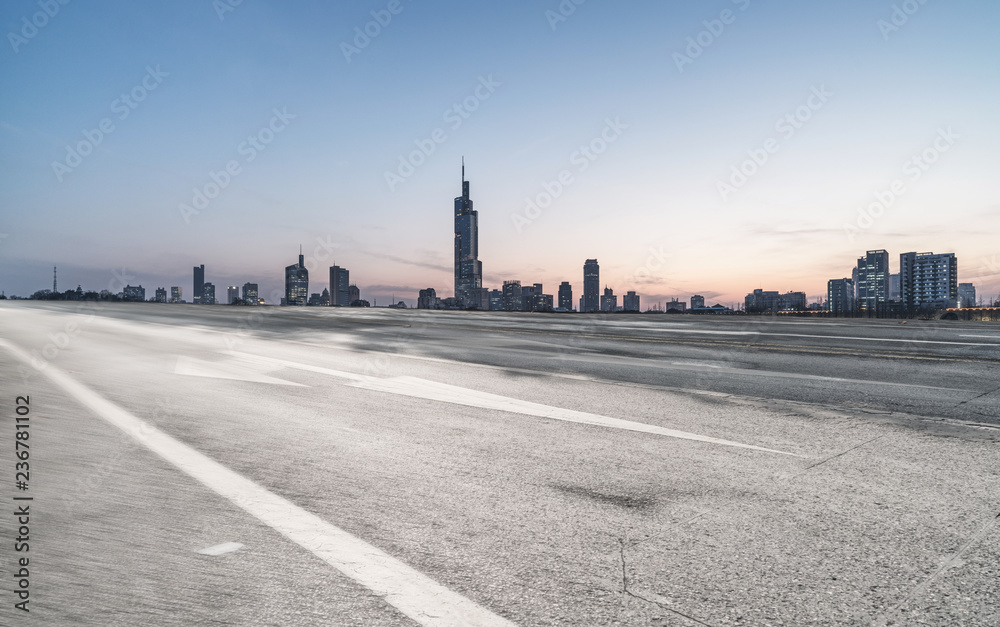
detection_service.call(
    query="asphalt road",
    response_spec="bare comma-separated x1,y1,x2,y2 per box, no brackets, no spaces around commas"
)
1,302,998,626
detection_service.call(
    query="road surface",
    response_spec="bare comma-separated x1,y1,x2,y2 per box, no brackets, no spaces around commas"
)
1,302,998,626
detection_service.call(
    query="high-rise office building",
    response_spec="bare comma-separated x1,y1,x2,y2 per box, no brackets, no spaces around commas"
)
583,259,600,313
488,289,503,311
900,252,958,310
958,283,976,308
193,265,205,304
534,294,554,311
285,248,309,306
170,286,182,303
745,290,805,313
154,287,167,303
329,265,350,306
242,282,258,305
691,294,705,310
349,284,360,305
454,160,482,307
502,280,522,311
418,288,438,309
558,282,573,310
227,286,240,304
745,289,777,313
123,285,145,302
856,250,890,315
623,291,640,312
782,291,807,311
202,283,216,304
827,278,855,315
601,287,617,312
889,273,901,301
520,283,540,311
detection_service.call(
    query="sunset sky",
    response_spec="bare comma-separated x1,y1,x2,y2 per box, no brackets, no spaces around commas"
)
2,0,998,306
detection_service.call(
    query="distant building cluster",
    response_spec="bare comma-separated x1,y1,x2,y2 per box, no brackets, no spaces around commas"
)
825,249,975,317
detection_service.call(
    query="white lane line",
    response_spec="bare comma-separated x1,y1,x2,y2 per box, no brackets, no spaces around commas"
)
959,335,1000,340
174,356,307,386
0,339,514,627
197,542,244,556
348,376,805,458
226,350,369,382
229,351,802,456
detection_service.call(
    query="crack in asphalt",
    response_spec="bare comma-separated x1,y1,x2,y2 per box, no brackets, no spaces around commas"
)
617,537,716,627
793,434,888,478
872,511,1000,627
955,383,1000,409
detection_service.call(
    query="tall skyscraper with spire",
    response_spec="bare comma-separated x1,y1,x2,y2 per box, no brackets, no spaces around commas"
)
284,246,309,306
454,159,482,307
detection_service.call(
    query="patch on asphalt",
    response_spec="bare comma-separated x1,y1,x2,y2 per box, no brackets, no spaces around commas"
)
551,483,658,511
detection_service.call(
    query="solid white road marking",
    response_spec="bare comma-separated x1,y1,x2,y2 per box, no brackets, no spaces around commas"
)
197,542,244,556
349,376,805,457
0,339,515,627
228,351,803,456
226,350,369,382
174,356,307,386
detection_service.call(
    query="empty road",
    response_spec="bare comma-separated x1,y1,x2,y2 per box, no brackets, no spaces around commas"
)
1,302,998,626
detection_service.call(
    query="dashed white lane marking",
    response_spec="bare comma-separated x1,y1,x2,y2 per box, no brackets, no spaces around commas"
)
0,339,515,627
227,351,804,457
197,542,244,556
174,356,307,386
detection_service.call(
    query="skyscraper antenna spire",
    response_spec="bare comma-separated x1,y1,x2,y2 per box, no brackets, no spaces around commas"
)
462,156,465,183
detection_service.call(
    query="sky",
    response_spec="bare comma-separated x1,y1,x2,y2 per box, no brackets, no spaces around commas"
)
1,0,998,307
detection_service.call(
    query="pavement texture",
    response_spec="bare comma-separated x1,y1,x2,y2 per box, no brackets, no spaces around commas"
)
0,302,998,626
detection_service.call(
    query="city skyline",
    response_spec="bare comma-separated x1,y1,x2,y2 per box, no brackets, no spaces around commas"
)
2,1,999,305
